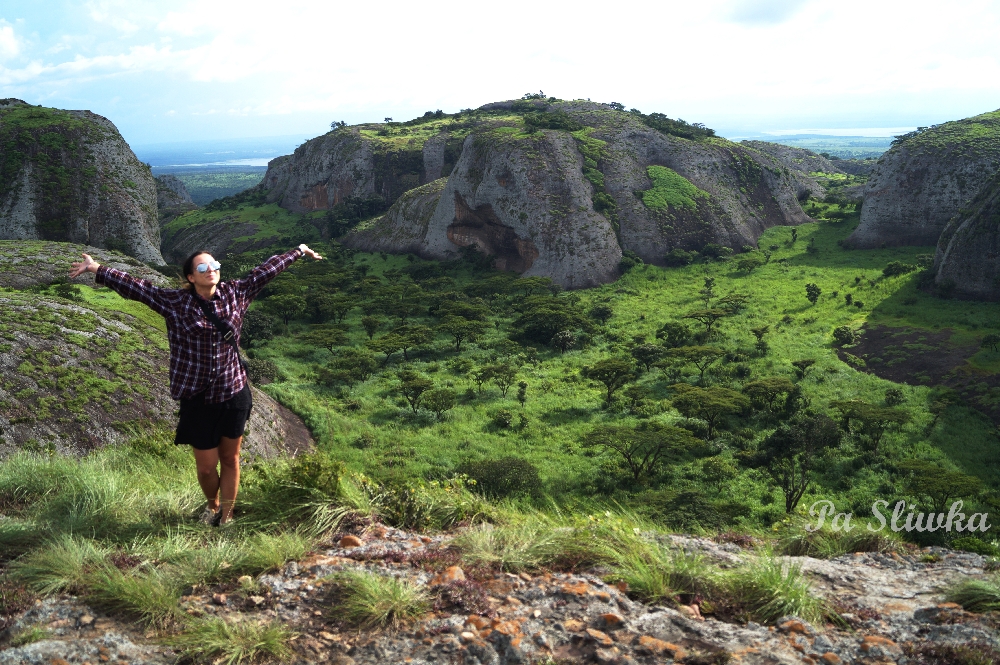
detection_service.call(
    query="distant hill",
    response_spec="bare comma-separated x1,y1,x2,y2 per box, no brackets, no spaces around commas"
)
254,98,818,288
0,99,163,264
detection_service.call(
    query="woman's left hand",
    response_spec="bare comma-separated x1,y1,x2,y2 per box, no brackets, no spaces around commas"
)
299,244,323,260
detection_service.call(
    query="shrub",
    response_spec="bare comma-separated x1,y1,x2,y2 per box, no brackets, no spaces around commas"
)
246,358,280,385
664,248,696,266
832,326,858,346
951,536,1000,557
884,387,905,406
883,261,917,278
455,457,542,499
619,250,643,273
492,409,515,429
241,310,275,348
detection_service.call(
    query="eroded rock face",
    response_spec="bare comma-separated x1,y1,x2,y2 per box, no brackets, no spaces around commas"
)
344,101,814,288
848,109,1000,248
0,100,163,264
934,169,1000,300
155,175,197,226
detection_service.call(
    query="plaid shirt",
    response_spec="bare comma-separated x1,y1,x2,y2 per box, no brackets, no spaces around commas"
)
96,248,302,403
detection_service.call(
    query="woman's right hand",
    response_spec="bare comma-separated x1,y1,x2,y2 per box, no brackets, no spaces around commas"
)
70,253,100,279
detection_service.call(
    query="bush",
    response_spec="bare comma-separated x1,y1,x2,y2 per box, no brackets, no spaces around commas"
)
246,358,280,385
832,326,858,346
241,310,275,348
885,387,905,406
664,248,696,266
701,243,733,260
951,536,1000,557
455,457,542,499
619,250,643,272
492,409,514,429
883,261,917,278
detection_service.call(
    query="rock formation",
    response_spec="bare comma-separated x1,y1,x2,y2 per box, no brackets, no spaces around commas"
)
848,109,1000,248
0,240,312,458
328,100,815,287
0,99,164,264
933,169,1000,300
155,175,197,226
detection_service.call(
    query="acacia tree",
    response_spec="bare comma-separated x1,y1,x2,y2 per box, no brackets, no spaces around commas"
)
301,325,348,354
899,461,982,514
683,309,728,336
671,384,749,439
583,423,703,481
742,377,795,413
753,413,842,513
631,343,665,372
394,324,434,361
397,370,433,413
831,400,911,454
583,358,635,406
438,316,487,353
656,322,690,348
665,346,724,382
368,332,404,365
489,362,518,398
361,315,383,340
423,388,457,420
551,330,576,353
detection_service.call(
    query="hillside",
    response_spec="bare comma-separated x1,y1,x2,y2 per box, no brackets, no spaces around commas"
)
0,100,163,264
934,168,1000,300
155,175,197,226
253,99,816,288
848,109,1000,248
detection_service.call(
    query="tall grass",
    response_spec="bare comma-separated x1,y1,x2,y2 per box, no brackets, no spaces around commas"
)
325,571,430,629
946,576,1000,613
164,616,296,664
725,557,826,624
11,535,110,594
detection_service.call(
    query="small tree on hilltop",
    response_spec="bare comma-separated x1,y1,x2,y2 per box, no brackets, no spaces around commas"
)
830,400,911,455
583,422,703,482
631,343,665,373
791,359,816,380
683,309,729,336
301,325,348,354
517,381,528,407
671,384,749,439
264,294,306,326
368,332,404,365
472,365,495,394
899,461,983,515
423,388,457,420
742,376,796,413
981,333,1000,352
490,362,518,398
583,358,635,406
805,283,822,305
438,315,487,353
361,315,383,340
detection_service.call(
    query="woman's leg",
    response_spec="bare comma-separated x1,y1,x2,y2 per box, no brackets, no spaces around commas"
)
192,447,222,512
217,435,243,524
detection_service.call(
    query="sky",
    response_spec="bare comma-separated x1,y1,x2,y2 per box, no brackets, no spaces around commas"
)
2,0,1000,147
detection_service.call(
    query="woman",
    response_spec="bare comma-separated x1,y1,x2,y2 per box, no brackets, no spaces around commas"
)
70,244,322,525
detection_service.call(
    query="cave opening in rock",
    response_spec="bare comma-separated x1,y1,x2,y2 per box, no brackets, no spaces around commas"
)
446,193,539,272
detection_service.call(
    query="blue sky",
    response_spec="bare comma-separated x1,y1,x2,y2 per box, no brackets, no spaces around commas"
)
2,0,1000,146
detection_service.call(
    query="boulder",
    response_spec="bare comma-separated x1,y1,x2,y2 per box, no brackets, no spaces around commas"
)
848,109,1000,248
934,168,1000,300
0,99,163,264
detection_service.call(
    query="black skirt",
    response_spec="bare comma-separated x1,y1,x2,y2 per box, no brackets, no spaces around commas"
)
174,384,253,450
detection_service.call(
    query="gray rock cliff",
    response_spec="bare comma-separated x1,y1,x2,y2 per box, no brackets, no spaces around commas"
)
848,109,1000,248
0,99,164,264
934,168,1000,300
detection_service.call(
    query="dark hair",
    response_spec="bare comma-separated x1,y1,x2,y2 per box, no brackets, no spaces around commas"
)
182,250,214,290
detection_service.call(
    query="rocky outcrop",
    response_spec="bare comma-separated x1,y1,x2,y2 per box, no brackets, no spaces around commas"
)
741,141,838,200
0,241,312,458
342,100,814,288
847,109,1000,248
0,99,163,264
155,175,197,226
933,169,1000,300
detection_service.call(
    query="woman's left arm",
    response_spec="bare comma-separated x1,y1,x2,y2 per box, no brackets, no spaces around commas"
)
235,244,323,300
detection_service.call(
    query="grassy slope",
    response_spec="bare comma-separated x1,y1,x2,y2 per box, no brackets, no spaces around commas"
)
244,209,1000,527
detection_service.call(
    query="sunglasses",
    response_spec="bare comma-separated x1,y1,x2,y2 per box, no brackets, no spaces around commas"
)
195,260,221,273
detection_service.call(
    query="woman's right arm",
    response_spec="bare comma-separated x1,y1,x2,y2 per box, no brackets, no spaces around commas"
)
70,253,175,317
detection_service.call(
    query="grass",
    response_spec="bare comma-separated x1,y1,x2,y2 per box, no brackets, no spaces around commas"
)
164,617,296,664
641,165,709,211
7,624,50,647
725,557,826,624
325,570,431,629
945,576,1000,613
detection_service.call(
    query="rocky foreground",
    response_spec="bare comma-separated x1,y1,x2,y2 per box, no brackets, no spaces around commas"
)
1,522,995,665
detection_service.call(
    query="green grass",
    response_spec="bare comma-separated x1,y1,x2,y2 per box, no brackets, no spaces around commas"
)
641,165,709,211
725,557,826,624
7,624,51,647
324,570,431,629
164,617,296,664
945,576,1000,613
169,170,265,206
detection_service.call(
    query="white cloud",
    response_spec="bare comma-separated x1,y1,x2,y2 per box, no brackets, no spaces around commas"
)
0,25,20,60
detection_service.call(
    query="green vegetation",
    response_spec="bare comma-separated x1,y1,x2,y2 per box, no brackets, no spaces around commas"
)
891,110,1000,155
325,571,431,629
641,166,709,211
165,169,265,206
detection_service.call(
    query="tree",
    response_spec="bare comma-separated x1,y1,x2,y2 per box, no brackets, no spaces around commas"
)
242,310,275,348
830,400,911,454
716,293,750,313
368,333,404,365
699,277,716,306
317,348,379,386
899,461,982,514
982,333,1000,352
583,423,704,481
326,294,357,323
397,370,433,413
671,384,749,439
631,343,665,372
736,254,765,274
742,377,796,413
750,325,769,342
394,324,434,361
683,309,728,335
361,315,383,340
832,326,858,346
301,325,348,354
791,359,816,380
805,283,822,305
753,413,842,513
589,304,614,325
665,346,724,382
583,358,635,405
263,294,306,325
423,388,457,420
516,381,528,407
702,456,738,491
656,321,690,348
623,384,653,415
551,330,576,353
490,362,518,398
438,316,487,352
472,365,495,393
